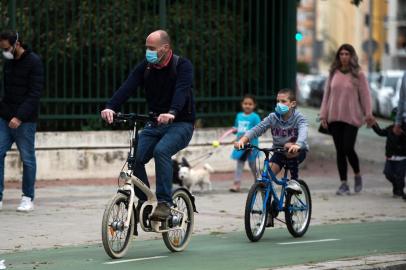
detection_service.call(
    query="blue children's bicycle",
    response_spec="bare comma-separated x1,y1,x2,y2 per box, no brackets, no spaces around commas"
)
243,145,312,242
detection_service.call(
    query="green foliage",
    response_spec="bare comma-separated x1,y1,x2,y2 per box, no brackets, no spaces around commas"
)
0,0,273,130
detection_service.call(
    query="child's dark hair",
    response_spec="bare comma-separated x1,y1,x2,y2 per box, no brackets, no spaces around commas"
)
277,88,296,102
242,93,256,104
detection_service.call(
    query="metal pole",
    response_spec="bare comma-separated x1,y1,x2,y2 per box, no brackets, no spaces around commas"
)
159,0,167,29
312,0,318,73
368,0,374,74
8,0,16,30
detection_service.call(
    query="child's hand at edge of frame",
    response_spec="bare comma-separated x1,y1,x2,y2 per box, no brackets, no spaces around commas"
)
234,136,249,149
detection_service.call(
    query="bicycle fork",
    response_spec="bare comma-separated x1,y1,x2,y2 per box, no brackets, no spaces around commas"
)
119,172,158,229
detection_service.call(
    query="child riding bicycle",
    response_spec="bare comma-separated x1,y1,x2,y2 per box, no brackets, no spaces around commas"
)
235,88,309,192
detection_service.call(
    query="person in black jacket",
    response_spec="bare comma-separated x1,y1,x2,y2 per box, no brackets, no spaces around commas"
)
0,31,44,212
101,30,195,219
372,108,406,199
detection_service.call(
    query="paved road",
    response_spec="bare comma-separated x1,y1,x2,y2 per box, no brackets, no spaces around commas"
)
1,106,403,269
1,220,405,270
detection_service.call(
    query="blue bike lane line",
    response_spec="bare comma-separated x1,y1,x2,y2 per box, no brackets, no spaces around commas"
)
1,220,405,270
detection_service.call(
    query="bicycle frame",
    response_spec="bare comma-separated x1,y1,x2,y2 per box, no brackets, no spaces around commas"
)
116,116,189,234
249,147,308,214
255,157,290,213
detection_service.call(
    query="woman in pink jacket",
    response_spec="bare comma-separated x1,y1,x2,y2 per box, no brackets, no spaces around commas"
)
320,44,375,195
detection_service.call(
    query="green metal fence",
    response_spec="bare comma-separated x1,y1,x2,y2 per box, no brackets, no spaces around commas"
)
0,0,297,131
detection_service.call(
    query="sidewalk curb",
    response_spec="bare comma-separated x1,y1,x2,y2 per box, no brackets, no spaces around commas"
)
264,253,406,270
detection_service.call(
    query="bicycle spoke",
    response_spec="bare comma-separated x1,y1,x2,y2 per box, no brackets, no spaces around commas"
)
250,189,266,236
168,195,190,247
106,199,131,254
287,187,309,234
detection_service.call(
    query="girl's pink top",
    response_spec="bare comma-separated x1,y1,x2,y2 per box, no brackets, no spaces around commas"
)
319,70,372,128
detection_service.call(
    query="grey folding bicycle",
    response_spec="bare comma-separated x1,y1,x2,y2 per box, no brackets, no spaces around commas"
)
101,113,197,259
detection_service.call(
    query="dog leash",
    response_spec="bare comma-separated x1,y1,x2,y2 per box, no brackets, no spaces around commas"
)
185,128,236,168
188,151,215,168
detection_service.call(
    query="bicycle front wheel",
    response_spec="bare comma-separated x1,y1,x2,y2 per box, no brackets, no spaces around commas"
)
162,189,194,252
285,179,312,237
244,182,268,242
101,193,135,259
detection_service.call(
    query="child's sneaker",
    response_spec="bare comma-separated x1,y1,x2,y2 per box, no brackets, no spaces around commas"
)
336,182,350,195
0,259,6,270
354,175,362,193
229,183,241,193
286,180,302,194
393,190,405,198
17,196,34,212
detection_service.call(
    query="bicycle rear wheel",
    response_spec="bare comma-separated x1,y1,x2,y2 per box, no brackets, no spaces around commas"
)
244,182,268,242
285,179,312,237
101,193,135,259
163,189,194,252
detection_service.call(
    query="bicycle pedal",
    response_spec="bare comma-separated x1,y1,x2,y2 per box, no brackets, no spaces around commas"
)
266,214,274,227
286,187,302,195
289,190,302,195
257,182,266,188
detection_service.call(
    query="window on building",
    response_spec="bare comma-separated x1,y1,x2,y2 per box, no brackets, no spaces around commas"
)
396,26,406,50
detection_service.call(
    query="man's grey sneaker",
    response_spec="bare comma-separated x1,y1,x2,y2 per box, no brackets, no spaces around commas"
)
286,180,302,194
354,175,362,193
336,182,350,195
17,196,34,212
150,202,171,220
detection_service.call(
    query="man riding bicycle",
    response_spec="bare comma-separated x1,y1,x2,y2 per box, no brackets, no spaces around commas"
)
101,29,195,220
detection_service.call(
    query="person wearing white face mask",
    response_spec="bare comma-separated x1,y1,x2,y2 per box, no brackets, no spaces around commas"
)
101,30,195,221
0,31,44,212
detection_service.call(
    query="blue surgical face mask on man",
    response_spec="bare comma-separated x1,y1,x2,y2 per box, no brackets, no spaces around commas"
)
275,103,290,115
146,49,159,64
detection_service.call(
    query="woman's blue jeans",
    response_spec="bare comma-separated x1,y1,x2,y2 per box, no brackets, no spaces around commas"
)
134,121,194,204
0,118,37,201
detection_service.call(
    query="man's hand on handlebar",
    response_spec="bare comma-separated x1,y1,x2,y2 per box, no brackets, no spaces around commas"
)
101,109,116,124
157,113,175,125
234,136,250,150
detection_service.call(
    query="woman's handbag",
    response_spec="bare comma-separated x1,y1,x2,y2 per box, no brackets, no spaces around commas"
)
318,123,330,135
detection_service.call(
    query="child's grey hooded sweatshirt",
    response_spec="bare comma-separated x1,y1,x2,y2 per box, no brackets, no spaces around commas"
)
244,110,309,150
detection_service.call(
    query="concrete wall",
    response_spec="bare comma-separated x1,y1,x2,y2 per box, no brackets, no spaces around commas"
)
4,128,272,181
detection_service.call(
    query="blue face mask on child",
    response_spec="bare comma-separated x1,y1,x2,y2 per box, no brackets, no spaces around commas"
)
275,103,290,115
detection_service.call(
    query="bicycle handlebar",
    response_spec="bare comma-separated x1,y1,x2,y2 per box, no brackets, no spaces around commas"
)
113,112,157,124
241,144,287,154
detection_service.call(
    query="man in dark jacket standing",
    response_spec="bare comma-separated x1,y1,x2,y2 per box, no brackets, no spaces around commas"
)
0,31,43,212
101,30,195,219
